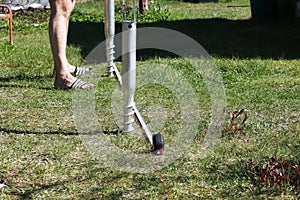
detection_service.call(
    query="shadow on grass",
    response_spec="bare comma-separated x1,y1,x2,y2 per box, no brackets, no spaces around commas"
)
0,74,52,82
68,18,300,60
0,74,54,90
0,83,54,90
0,127,77,135
0,128,124,136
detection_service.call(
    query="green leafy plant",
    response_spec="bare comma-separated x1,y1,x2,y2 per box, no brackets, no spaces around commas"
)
11,8,50,30
70,1,170,23
70,9,104,23
137,1,171,23
113,0,171,23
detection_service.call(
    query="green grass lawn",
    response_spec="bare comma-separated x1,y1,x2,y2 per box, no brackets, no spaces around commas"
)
0,0,299,199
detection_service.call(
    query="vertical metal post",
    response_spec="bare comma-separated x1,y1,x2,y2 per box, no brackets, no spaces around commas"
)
122,20,136,133
104,0,115,77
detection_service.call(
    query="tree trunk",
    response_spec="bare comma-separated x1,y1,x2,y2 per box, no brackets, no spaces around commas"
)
139,0,149,14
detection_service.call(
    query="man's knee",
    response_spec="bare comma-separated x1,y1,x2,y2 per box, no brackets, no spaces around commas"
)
50,0,75,16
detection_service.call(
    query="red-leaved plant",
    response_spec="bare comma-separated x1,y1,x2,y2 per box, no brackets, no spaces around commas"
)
246,156,300,194
228,108,248,136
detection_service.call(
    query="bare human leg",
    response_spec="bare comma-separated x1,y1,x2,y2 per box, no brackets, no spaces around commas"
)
49,0,94,89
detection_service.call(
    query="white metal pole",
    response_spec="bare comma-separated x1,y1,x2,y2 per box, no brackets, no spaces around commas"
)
104,0,115,77
122,20,136,133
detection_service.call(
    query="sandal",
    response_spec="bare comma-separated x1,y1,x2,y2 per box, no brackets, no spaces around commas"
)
52,67,93,77
54,78,95,90
72,66,93,76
